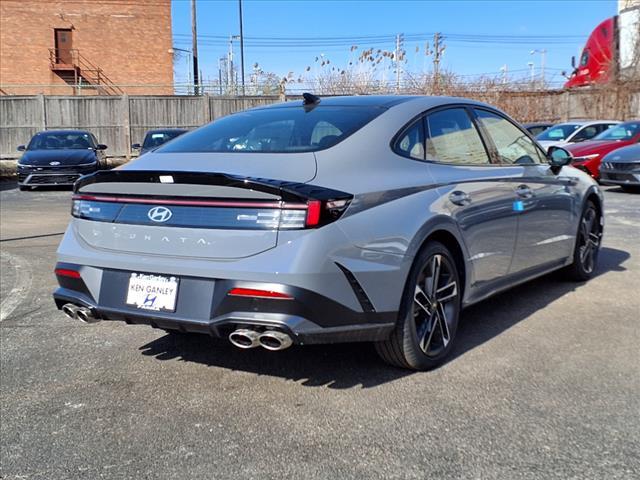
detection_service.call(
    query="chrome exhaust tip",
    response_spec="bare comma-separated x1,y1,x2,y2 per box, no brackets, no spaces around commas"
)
229,329,261,349
258,331,293,351
75,306,100,324
61,303,78,320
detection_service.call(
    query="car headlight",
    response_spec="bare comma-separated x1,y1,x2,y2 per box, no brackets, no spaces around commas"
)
573,153,600,162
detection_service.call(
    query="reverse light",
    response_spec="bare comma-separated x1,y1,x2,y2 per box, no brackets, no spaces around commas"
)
55,268,81,279
227,288,293,300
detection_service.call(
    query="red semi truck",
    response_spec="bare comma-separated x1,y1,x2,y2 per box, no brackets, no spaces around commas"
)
564,5,639,88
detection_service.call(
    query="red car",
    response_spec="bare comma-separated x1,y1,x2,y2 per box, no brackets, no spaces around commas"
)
564,121,640,179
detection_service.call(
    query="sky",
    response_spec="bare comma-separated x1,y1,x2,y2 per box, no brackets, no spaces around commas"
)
171,0,618,90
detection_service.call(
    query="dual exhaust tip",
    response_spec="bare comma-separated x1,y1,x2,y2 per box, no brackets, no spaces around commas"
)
62,304,291,351
61,303,100,324
229,328,293,351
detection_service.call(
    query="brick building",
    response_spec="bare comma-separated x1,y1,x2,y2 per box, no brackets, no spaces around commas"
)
0,0,174,95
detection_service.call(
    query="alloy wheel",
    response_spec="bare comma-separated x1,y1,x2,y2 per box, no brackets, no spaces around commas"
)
578,207,601,274
413,254,459,357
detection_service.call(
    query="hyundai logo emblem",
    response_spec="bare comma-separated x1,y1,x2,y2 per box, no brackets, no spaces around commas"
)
49,161,61,166
147,206,173,223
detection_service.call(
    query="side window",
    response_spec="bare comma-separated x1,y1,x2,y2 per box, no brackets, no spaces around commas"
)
572,126,598,142
425,108,489,164
394,119,425,160
474,109,544,165
311,121,342,148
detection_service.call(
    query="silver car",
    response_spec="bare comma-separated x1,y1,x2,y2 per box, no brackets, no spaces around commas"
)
53,95,604,370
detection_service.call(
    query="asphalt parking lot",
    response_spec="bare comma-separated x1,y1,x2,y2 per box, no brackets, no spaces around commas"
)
1,181,638,480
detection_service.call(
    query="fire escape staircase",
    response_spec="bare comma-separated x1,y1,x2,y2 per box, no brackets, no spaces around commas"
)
49,49,124,95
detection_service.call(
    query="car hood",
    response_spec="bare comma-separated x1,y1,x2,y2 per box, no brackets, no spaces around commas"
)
564,140,631,157
602,144,640,162
538,140,567,150
19,149,97,166
122,151,318,183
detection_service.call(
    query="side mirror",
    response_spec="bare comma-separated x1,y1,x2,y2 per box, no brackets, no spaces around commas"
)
571,55,576,69
548,146,572,173
131,143,141,150
17,145,25,152
96,144,108,150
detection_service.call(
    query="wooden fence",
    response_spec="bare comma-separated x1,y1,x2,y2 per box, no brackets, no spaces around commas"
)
1,90,638,159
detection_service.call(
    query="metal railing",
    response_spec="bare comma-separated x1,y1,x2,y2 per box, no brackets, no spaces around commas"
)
48,49,123,96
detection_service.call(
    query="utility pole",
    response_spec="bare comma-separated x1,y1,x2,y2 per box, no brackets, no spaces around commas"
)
228,36,234,92
395,33,404,93
530,49,547,89
527,61,535,87
191,0,200,95
238,0,245,96
500,64,508,84
433,32,445,93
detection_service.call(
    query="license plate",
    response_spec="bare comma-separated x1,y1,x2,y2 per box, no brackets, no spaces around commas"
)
125,273,179,312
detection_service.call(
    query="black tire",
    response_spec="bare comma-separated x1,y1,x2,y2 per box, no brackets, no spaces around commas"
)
375,241,461,370
18,185,30,191
564,200,602,281
621,185,640,193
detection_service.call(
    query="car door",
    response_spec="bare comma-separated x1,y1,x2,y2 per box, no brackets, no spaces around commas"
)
473,108,577,275
424,107,519,287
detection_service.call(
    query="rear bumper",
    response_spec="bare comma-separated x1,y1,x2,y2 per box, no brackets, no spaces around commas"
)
53,262,396,345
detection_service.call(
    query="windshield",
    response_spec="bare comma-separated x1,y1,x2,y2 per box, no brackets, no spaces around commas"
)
536,124,581,141
142,131,186,150
593,122,639,141
158,106,384,153
28,132,95,150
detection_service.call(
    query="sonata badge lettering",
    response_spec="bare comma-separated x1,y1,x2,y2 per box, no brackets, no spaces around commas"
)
147,206,173,223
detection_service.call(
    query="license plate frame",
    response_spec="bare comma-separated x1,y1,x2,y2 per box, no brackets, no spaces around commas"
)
125,272,179,312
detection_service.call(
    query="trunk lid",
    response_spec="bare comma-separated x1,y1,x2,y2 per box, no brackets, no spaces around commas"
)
71,162,350,261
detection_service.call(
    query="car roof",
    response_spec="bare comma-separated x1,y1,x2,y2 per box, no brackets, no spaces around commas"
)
145,128,188,134
253,95,492,111
523,122,553,127
35,129,92,135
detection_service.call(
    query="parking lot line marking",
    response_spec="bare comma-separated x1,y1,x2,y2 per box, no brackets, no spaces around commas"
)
0,250,33,322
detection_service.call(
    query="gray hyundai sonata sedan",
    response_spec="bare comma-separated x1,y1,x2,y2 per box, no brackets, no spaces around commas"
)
53,95,604,370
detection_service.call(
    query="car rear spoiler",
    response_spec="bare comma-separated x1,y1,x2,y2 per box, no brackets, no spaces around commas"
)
74,170,351,203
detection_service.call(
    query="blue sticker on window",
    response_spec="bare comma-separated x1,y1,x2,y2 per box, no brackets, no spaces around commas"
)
513,200,525,212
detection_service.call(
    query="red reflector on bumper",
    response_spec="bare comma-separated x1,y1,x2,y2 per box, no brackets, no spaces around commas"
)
228,288,293,300
55,268,81,279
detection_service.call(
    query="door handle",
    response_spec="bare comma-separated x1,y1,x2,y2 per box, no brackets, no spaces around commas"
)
449,190,471,206
515,185,534,199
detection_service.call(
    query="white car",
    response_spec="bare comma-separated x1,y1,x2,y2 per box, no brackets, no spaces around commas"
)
536,120,620,150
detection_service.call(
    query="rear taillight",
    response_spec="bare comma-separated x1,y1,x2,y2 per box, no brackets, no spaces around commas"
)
55,268,81,279
227,288,293,300
71,194,351,230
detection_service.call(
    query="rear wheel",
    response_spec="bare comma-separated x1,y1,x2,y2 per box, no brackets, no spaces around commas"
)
621,185,640,193
565,201,602,281
376,241,461,370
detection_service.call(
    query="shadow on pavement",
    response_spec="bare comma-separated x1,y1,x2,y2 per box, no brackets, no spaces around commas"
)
0,180,17,191
451,246,629,362
139,246,629,388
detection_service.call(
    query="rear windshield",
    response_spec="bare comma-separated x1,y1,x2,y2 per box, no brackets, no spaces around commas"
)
158,106,384,153
593,122,639,141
